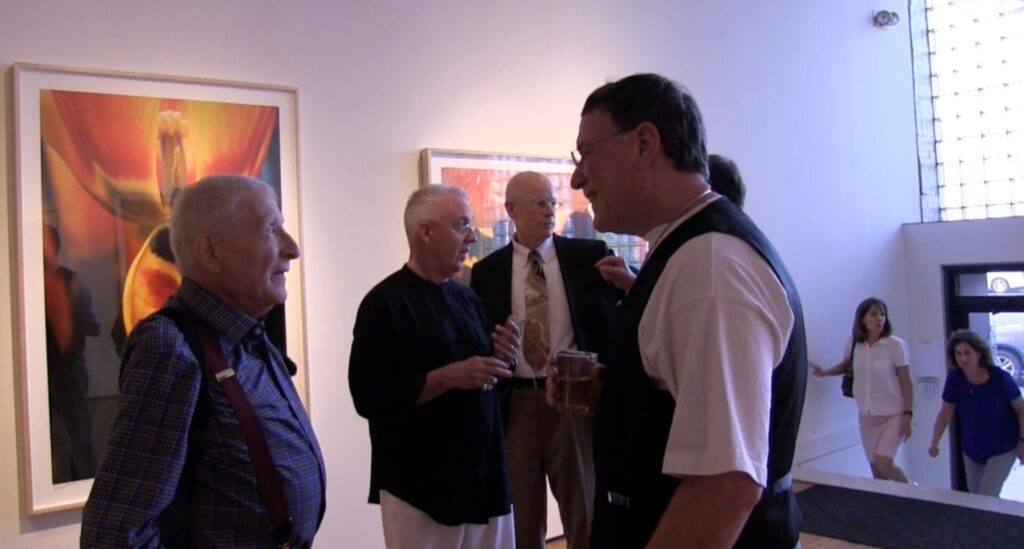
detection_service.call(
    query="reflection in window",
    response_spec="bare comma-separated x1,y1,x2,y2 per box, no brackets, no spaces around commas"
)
954,269,1024,296
967,310,1024,388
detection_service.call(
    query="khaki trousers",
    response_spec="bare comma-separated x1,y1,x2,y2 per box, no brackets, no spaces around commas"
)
506,386,594,549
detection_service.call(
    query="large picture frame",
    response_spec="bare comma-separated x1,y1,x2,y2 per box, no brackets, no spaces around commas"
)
419,148,648,283
12,63,308,514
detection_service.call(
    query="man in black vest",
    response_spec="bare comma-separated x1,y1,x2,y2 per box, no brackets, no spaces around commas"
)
567,73,807,548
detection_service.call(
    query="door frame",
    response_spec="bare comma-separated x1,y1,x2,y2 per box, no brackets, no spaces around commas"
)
942,262,1024,491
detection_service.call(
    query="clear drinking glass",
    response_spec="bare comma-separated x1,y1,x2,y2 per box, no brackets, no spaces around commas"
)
553,349,597,414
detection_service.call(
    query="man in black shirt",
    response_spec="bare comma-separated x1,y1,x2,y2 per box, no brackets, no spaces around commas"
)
349,184,520,548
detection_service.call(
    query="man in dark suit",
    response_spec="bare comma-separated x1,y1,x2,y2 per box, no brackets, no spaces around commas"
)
471,171,625,549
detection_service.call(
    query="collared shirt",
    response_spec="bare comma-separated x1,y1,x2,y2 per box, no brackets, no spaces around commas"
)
510,236,576,378
82,279,325,548
848,335,910,416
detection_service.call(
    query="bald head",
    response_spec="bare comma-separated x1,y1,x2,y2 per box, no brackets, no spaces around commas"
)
506,171,551,204
505,171,557,250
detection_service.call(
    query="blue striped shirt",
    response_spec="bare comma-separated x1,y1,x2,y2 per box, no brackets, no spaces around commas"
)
82,279,325,547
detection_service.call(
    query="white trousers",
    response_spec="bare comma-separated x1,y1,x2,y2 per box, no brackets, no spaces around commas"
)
380,490,515,549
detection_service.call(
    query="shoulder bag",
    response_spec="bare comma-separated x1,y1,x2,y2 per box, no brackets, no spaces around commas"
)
841,341,856,398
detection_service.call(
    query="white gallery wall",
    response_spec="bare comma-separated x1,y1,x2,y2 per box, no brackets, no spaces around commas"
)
0,0,965,546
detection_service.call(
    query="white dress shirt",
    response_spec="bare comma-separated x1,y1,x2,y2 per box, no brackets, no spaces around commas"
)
510,236,576,379
848,336,910,416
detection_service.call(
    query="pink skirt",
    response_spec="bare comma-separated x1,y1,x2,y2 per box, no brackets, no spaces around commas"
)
858,413,903,462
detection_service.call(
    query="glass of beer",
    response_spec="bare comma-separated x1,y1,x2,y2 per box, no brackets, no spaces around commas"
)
553,349,597,414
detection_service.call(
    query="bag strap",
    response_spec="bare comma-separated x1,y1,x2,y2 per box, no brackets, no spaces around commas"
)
161,306,294,547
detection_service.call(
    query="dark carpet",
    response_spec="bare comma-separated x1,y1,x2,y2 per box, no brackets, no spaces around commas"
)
796,484,1024,548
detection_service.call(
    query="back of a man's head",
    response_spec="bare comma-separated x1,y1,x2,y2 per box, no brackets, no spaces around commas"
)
171,174,275,277
43,223,62,251
708,154,746,210
582,73,708,178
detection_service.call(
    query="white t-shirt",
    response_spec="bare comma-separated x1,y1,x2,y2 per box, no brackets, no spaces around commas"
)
847,335,910,416
639,204,794,489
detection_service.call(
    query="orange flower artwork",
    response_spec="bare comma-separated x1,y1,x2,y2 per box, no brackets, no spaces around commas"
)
14,64,305,509
40,90,280,339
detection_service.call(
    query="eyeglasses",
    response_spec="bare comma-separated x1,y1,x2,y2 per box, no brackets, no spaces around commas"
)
570,127,635,168
521,198,560,212
432,220,474,235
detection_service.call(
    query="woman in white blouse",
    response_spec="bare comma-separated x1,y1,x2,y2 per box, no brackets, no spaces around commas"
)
812,297,915,483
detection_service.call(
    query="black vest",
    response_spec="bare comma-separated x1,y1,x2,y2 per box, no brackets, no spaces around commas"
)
592,198,807,548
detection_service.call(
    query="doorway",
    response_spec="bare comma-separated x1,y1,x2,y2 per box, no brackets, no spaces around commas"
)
944,263,1024,501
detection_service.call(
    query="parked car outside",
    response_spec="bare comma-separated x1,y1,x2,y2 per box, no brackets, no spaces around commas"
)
992,314,1024,386
987,271,1024,294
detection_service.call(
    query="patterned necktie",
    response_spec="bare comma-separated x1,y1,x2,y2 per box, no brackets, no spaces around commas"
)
523,250,550,371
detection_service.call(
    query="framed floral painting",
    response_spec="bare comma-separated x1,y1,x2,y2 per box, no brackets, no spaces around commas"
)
11,63,307,514
419,148,648,284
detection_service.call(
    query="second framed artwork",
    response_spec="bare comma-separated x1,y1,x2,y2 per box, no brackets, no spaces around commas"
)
11,63,308,514
419,148,648,284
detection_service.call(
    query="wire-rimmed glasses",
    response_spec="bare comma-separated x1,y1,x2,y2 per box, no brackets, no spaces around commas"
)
570,128,635,168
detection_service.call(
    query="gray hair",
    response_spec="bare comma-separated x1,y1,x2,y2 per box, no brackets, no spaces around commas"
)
170,174,277,277
403,185,467,242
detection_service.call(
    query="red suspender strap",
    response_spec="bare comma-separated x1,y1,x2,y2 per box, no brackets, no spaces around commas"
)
192,323,294,547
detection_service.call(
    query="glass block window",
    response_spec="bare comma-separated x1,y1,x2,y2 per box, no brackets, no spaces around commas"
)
915,0,1024,221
